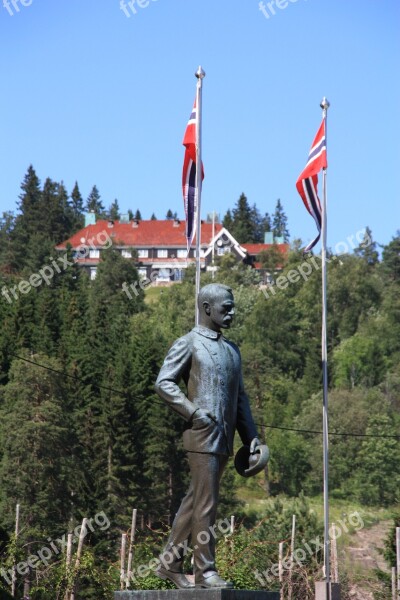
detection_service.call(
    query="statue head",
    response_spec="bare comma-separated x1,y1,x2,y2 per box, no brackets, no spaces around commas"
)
197,284,235,332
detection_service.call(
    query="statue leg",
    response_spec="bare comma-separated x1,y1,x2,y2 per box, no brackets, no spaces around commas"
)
188,452,228,579
159,476,195,572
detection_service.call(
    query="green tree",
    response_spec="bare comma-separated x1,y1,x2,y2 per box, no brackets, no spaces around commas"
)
11,166,42,270
351,414,400,506
108,199,120,220
86,185,105,219
229,193,254,243
381,231,400,281
354,226,379,266
222,209,233,232
0,354,73,538
272,199,289,242
71,181,84,231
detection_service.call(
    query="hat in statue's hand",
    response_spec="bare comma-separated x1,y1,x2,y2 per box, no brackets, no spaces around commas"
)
234,444,270,478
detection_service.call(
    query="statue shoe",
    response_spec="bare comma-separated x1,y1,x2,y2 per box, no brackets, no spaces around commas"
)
196,571,234,588
156,567,195,589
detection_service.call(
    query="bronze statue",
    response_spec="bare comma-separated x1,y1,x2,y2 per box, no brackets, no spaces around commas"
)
155,283,267,589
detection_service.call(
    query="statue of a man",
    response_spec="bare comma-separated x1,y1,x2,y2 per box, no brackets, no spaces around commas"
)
155,283,261,589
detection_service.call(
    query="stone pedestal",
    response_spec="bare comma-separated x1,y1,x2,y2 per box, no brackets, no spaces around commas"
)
114,590,279,600
315,582,341,600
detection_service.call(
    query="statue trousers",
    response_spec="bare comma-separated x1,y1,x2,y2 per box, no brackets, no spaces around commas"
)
161,451,229,578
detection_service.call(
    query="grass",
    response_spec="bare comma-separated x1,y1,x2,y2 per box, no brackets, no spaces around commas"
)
144,285,167,304
238,490,395,589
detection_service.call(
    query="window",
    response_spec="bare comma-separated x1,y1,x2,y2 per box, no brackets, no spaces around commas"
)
90,267,97,280
89,249,100,259
137,249,148,258
157,249,168,258
217,246,231,256
121,249,132,258
174,269,184,281
138,268,147,279
157,268,171,281
177,249,187,258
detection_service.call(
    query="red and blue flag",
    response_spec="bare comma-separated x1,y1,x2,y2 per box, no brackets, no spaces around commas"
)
182,99,204,252
296,120,327,252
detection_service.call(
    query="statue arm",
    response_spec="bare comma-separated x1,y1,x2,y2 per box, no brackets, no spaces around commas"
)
154,336,197,422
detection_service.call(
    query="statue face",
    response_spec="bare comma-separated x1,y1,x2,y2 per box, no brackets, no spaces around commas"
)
207,291,235,331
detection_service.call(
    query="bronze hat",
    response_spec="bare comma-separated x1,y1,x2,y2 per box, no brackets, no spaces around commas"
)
234,444,270,478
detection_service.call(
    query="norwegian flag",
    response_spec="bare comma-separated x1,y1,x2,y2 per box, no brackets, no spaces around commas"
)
296,120,327,252
182,99,204,252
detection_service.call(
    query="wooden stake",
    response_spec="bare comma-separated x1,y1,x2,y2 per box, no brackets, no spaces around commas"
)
396,527,400,599
66,534,73,568
64,534,73,600
288,515,296,600
230,515,235,535
392,567,396,600
11,503,20,597
126,509,137,589
279,541,284,600
120,533,127,590
70,518,88,600
331,522,339,583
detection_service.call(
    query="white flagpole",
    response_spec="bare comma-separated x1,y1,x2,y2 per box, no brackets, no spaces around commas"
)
194,65,205,326
320,96,330,600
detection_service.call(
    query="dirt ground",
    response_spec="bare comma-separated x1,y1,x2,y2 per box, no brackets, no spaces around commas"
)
342,520,391,600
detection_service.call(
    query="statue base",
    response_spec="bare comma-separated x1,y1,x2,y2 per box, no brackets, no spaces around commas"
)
114,590,279,600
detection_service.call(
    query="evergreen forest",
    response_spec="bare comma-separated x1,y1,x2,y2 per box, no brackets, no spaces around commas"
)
0,167,399,599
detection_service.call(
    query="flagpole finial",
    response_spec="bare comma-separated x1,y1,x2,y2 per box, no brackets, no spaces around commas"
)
195,66,206,80
320,97,330,110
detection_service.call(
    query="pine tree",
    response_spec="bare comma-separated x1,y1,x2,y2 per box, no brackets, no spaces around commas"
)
250,203,264,243
70,182,84,231
272,199,289,242
150,213,157,220
354,226,379,266
382,231,400,281
166,209,177,220
0,354,73,538
262,212,272,233
230,193,254,243
0,212,17,274
134,209,142,221
11,166,42,270
222,209,233,231
86,185,105,219
108,199,120,221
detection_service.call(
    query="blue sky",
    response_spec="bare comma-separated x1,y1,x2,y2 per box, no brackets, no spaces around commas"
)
0,0,399,251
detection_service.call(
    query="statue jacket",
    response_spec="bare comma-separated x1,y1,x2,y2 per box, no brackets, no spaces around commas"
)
154,325,258,456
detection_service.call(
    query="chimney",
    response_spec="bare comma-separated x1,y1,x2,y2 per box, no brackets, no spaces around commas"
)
173,218,181,227
132,219,139,228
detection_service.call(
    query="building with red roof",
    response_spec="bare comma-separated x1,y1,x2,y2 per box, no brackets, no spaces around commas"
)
56,215,288,283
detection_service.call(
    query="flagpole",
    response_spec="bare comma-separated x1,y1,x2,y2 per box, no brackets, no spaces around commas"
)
320,96,330,600
194,65,205,326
